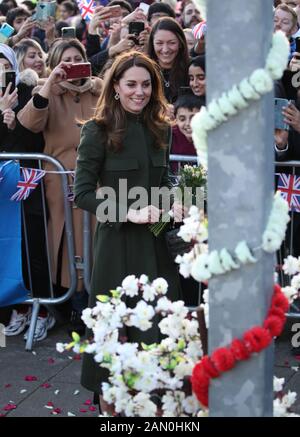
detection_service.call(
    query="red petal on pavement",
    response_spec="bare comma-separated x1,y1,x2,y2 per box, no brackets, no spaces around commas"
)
295,355,300,361
83,399,92,405
4,384,12,388
89,406,97,412
284,360,289,366
73,354,81,361
79,409,87,413
48,358,55,364
3,404,17,411
24,376,38,381
51,408,62,415
41,383,51,389
46,402,54,407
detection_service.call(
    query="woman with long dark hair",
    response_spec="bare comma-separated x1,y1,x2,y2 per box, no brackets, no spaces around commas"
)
147,17,190,103
74,51,183,413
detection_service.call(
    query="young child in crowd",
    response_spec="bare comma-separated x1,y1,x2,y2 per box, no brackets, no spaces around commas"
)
171,92,205,173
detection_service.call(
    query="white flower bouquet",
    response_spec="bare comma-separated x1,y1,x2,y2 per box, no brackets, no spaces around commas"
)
57,275,205,417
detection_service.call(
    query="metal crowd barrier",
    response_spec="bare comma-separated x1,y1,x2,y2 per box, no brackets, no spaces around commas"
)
0,153,78,350
275,161,300,320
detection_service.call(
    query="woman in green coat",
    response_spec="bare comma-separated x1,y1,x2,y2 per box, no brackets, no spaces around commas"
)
74,51,183,413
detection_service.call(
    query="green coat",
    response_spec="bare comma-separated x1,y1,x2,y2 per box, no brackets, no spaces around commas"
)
74,113,181,394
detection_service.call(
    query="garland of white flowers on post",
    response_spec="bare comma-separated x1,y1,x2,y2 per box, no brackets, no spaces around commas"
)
190,23,290,167
176,192,290,283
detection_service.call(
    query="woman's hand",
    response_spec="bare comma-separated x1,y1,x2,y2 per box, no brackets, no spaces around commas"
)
172,201,188,223
0,83,18,112
282,103,300,133
137,28,150,52
108,22,122,47
14,17,36,42
88,6,112,35
275,129,289,150
121,8,147,26
109,34,137,57
2,108,16,130
127,205,163,224
38,62,71,99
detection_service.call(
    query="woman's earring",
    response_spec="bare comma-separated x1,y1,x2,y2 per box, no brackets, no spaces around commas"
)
114,92,120,100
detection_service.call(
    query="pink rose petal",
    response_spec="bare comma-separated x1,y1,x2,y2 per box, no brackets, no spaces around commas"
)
83,399,92,406
46,402,54,407
41,383,51,389
51,408,62,415
48,358,55,364
73,354,81,361
89,406,97,412
4,384,12,389
295,355,300,361
24,376,37,382
3,404,17,411
79,409,87,413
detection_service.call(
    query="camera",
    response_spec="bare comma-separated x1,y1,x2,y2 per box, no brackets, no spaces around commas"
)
0,23,14,43
62,63,91,80
61,27,76,39
35,1,56,22
0,70,16,94
128,22,145,45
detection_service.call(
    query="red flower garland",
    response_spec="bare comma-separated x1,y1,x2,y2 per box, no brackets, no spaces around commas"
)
191,284,289,408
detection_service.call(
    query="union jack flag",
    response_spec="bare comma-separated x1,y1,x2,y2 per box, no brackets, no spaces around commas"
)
77,0,96,22
10,167,45,202
277,173,300,213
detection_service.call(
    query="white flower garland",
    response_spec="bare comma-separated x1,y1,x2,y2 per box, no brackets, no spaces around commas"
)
191,30,290,168
176,192,290,283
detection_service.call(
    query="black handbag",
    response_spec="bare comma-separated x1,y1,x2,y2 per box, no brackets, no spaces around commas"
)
165,225,193,261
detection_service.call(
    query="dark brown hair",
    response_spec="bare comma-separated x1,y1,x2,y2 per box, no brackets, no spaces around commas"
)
47,38,87,70
93,51,170,152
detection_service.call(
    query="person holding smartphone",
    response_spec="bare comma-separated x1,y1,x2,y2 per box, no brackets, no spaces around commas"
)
18,39,103,337
0,43,56,343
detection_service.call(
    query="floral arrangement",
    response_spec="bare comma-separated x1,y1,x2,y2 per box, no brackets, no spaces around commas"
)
56,272,299,417
57,275,205,417
191,283,290,408
176,192,290,283
149,165,207,237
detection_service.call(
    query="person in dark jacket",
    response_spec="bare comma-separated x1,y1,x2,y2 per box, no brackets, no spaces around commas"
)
0,43,53,342
74,51,183,413
147,17,190,104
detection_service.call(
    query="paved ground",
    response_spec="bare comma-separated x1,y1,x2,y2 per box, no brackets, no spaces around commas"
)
0,318,300,417
0,323,99,417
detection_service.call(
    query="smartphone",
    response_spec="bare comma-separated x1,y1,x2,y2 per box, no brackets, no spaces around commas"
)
1,70,16,94
108,5,122,18
139,2,150,15
0,23,15,42
275,98,295,130
62,63,91,80
128,21,145,44
61,27,76,39
36,1,56,21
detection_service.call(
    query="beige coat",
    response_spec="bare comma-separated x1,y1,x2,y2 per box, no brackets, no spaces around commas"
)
18,77,102,289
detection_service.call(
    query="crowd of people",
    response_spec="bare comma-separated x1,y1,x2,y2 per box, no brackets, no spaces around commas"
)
0,0,300,413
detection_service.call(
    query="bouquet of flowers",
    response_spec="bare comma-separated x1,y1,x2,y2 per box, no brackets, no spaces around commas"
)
149,165,207,237
57,275,205,417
